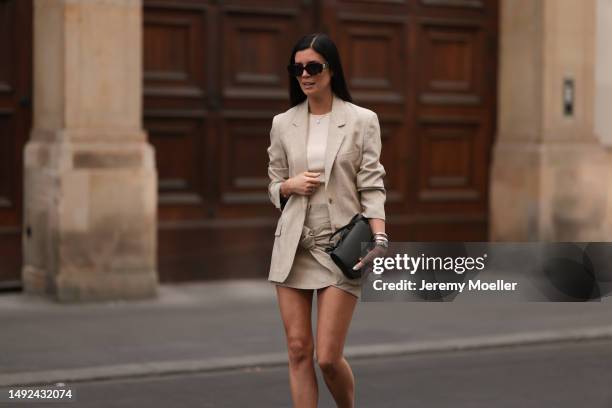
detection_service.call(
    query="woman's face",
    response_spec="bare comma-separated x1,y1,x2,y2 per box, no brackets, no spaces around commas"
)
294,48,332,97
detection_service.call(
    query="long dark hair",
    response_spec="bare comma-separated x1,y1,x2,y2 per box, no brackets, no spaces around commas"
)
288,33,352,107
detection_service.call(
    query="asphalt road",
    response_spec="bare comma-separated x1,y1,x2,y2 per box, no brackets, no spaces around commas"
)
14,339,612,408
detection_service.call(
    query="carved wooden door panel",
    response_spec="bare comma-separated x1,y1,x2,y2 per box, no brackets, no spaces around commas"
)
0,0,32,288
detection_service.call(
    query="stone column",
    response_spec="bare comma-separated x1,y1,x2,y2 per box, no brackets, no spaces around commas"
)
490,0,611,241
23,0,158,301
595,0,612,145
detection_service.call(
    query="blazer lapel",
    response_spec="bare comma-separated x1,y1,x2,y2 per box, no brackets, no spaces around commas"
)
324,94,347,189
290,99,309,176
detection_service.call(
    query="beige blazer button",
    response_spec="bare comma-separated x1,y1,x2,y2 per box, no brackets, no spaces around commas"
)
328,198,333,204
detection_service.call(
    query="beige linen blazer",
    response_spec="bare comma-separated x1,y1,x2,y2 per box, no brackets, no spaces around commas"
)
267,93,386,283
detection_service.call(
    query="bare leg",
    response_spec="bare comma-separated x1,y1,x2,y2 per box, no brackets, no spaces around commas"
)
315,286,358,408
275,285,318,407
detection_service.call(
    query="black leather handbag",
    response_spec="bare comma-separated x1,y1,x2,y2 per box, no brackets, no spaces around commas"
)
325,213,373,279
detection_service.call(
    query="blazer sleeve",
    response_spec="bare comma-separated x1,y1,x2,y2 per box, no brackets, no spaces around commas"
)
356,111,386,220
267,115,290,211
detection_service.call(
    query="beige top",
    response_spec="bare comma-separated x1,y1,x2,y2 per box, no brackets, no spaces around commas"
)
306,112,330,183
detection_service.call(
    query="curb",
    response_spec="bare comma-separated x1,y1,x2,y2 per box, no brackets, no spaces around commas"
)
2,326,612,387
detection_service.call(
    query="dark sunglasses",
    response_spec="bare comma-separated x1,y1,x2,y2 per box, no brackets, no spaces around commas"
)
287,62,329,77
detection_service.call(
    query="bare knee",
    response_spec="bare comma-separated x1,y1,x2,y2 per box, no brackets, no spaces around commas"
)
287,338,314,367
316,352,342,376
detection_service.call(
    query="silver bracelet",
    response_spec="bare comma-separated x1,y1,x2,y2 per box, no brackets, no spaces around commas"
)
374,240,389,248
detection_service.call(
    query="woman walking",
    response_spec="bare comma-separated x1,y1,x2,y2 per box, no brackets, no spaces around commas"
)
267,33,388,407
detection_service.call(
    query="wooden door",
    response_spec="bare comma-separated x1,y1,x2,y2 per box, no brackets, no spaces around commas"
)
143,0,498,282
0,0,32,289
143,0,314,281
322,0,498,241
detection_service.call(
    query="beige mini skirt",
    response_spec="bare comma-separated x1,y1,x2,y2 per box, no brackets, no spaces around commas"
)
274,186,362,299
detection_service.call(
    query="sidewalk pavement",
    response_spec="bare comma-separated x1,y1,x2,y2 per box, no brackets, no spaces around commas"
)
1,279,611,387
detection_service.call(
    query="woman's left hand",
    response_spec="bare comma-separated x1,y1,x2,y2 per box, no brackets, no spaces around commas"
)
352,243,388,270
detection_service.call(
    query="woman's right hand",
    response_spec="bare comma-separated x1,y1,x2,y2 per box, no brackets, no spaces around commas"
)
282,171,321,196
